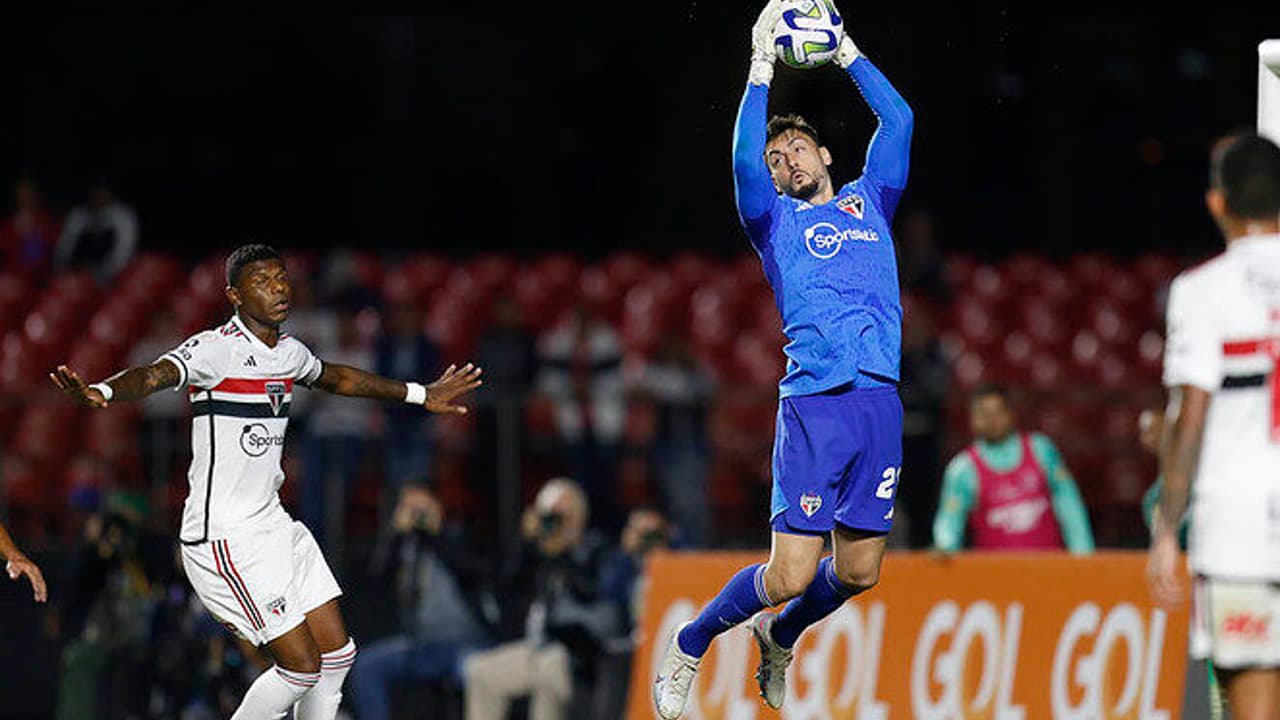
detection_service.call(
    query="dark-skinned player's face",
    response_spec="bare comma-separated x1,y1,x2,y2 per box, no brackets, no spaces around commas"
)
226,259,292,327
970,394,1015,444
766,129,833,201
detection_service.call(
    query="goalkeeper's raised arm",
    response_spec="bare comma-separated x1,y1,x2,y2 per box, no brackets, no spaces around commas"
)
835,24,913,211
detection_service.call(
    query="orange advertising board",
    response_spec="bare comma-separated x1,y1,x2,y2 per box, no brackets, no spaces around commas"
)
627,551,1190,720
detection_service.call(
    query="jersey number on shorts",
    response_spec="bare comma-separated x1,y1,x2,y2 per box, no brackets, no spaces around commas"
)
877,467,901,500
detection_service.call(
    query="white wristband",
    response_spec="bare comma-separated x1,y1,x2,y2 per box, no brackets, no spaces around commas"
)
90,383,113,402
837,36,862,68
404,382,427,405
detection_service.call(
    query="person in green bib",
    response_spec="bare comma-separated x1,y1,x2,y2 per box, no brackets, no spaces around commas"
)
933,384,1094,553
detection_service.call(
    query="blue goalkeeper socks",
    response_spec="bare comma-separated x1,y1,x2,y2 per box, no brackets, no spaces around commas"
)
677,563,772,657
770,555,854,649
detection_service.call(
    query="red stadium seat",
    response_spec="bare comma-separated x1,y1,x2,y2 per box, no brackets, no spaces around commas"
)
1015,297,1070,352
1133,254,1182,290
1068,254,1115,291
0,272,33,333
1001,254,1051,291
954,301,1003,352
469,254,517,291
66,341,122,384
46,271,97,308
603,252,651,291
580,265,624,324
1027,352,1071,391
731,330,783,386
944,255,978,291
951,351,986,392
1041,266,1076,306
534,254,582,296
1090,301,1140,349
670,252,715,290
11,404,78,465
1135,330,1163,374
969,264,1012,306
189,259,229,305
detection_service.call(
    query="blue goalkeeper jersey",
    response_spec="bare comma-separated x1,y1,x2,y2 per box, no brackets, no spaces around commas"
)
733,57,913,398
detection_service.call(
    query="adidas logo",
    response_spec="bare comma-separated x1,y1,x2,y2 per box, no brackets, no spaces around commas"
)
244,356,257,367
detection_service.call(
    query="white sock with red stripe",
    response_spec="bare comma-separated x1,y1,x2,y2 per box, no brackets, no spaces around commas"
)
231,665,320,719
293,637,357,719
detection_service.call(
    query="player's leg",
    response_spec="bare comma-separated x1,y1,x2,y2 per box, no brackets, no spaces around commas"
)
654,531,823,719
754,386,901,708
229,623,323,720
181,532,323,718
1215,667,1280,720
291,521,354,720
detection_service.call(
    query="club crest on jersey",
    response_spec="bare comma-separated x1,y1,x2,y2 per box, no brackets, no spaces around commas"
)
837,194,864,219
266,596,287,620
265,381,287,416
799,492,822,517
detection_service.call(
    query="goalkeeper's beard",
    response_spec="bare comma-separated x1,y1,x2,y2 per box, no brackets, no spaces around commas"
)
785,175,822,201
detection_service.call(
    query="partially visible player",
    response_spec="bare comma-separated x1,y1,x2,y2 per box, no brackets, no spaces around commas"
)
51,244,482,720
1147,134,1280,720
653,1,913,716
0,521,46,603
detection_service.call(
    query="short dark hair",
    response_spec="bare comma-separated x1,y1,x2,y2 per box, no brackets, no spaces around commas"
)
971,383,1010,404
1210,133,1280,220
226,244,283,287
767,114,822,148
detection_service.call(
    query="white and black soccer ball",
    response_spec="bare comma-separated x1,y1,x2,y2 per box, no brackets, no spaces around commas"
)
774,0,844,70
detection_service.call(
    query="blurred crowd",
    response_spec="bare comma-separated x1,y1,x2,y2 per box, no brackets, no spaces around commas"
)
0,177,1202,718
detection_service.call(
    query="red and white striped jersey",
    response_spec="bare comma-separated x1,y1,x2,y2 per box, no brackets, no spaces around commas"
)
159,315,324,544
1164,234,1280,579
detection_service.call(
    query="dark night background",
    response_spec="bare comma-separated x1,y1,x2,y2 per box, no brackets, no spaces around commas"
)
1,3,1276,263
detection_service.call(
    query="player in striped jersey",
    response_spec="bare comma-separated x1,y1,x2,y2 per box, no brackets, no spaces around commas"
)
1148,135,1280,719
50,244,483,720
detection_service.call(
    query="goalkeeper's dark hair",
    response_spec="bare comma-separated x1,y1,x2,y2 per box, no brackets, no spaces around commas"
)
767,114,823,147
1210,133,1280,220
226,243,284,287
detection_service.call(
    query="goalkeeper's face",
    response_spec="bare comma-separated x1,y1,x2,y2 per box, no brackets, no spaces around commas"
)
766,130,833,201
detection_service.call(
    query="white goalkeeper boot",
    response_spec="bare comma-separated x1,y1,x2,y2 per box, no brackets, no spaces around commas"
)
654,621,701,720
751,611,794,709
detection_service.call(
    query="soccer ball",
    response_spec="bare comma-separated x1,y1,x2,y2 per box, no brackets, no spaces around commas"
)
774,0,844,69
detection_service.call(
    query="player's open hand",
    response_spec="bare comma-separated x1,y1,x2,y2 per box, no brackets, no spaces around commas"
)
1145,532,1183,609
6,555,47,603
423,363,483,415
49,365,108,408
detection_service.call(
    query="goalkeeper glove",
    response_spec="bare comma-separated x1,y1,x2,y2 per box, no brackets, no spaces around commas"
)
749,0,785,86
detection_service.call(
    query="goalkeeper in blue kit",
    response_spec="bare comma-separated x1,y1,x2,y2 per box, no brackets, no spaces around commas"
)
653,1,912,716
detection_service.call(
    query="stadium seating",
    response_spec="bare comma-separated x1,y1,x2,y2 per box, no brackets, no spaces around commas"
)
0,249,1190,546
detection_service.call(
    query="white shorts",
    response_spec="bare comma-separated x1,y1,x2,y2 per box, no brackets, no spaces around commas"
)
1191,575,1280,669
180,520,342,647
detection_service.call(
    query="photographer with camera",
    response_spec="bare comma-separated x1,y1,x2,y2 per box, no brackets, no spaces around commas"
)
463,478,623,720
350,482,493,720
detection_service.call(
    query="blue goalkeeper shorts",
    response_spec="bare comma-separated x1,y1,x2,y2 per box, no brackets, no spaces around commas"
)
769,384,903,536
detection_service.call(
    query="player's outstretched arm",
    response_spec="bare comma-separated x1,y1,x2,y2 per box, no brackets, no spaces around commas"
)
733,0,785,229
49,360,180,408
834,22,913,198
0,522,46,603
311,361,483,415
